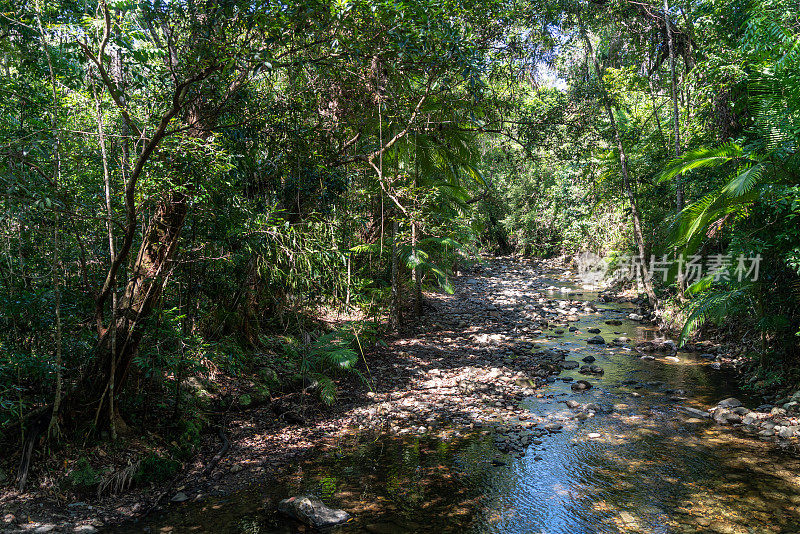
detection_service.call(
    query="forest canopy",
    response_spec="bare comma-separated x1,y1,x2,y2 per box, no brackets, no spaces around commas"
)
1,0,798,495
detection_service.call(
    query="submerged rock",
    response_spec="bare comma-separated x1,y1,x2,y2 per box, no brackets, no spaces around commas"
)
571,380,593,391
681,406,711,419
278,495,351,528
586,335,605,345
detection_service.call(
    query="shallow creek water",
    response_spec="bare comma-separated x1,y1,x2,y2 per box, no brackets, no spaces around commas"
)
120,270,800,534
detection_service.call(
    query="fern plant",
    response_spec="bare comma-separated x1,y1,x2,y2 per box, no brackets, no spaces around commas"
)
284,330,361,405
657,2,800,346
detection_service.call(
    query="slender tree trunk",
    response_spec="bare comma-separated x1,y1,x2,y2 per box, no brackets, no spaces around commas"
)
390,214,400,331
36,4,63,441
665,0,684,211
665,0,687,297
94,83,118,438
648,75,666,150
412,220,422,317
345,253,352,307
583,32,657,306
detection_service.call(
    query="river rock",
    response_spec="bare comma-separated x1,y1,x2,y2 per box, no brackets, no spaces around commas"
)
682,406,711,419
278,495,351,528
636,341,675,353
581,355,596,363
605,319,623,326
559,361,579,370
628,313,644,321
585,402,603,413
587,328,601,334
571,380,593,391
779,426,799,438
724,413,742,424
713,409,729,424
717,397,742,409
171,492,189,503
783,401,799,412
742,414,758,425
586,335,605,345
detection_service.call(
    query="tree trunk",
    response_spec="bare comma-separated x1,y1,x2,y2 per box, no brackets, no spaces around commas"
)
390,214,401,331
665,0,684,211
412,221,422,317
72,191,188,429
583,32,658,306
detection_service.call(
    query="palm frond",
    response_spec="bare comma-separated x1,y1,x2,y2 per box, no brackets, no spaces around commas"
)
679,287,750,345
657,143,744,183
721,162,765,196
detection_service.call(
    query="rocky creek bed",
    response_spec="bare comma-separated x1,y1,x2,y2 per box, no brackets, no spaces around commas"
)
4,258,800,533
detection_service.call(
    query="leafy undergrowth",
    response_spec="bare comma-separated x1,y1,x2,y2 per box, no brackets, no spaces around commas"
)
1,315,381,502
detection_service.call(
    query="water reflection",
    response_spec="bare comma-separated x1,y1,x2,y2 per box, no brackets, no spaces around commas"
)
118,276,800,534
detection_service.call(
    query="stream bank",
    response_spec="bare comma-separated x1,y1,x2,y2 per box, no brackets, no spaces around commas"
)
4,258,800,533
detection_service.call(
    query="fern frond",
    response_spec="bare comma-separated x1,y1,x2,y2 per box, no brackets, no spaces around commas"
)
721,162,765,196
679,287,750,345
658,144,744,183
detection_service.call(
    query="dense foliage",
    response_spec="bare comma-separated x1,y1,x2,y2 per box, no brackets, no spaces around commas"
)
1,0,798,492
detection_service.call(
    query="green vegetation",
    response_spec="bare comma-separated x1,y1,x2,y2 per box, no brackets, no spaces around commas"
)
1,0,798,495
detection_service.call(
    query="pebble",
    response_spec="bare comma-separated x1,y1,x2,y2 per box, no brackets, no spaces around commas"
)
171,492,189,503
571,380,593,391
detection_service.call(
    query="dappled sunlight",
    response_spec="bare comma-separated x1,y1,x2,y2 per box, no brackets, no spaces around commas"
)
109,261,800,534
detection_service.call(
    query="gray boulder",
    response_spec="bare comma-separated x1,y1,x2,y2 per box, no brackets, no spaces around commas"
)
586,335,605,345
717,397,742,409
278,495,351,528
571,380,593,391
681,406,711,419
